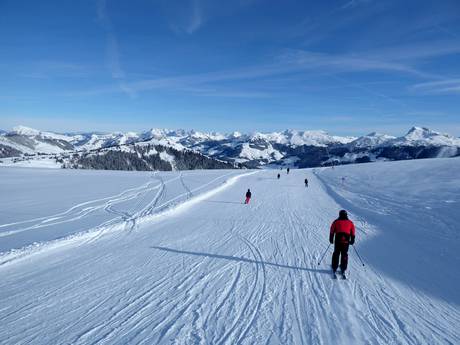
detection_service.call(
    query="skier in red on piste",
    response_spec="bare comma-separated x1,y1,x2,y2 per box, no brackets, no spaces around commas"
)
330,210,355,275
244,189,252,204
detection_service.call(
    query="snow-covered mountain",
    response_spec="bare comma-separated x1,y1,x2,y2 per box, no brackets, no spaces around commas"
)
347,132,396,149
0,125,74,155
70,132,140,151
1,125,459,169
387,126,460,147
0,126,235,171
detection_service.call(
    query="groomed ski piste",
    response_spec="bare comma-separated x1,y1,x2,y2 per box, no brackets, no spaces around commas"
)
1,158,459,344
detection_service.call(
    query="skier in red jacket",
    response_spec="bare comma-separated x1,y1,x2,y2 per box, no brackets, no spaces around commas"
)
244,189,252,204
330,210,355,274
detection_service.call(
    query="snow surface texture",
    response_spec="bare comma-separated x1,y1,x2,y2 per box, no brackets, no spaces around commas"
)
0,168,244,258
0,157,62,168
315,158,460,306
1,159,459,344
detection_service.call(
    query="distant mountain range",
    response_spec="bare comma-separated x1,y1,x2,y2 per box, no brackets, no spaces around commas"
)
1,125,459,170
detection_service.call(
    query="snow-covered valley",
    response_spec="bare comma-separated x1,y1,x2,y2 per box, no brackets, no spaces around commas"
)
1,158,459,344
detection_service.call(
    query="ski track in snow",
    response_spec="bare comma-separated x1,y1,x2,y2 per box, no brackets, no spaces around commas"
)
0,174,173,237
0,170,243,265
0,166,459,344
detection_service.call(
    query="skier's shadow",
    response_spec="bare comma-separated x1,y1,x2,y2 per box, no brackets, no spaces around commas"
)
150,246,330,274
204,200,243,205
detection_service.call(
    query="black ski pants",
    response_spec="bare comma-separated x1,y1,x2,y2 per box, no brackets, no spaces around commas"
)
331,242,349,272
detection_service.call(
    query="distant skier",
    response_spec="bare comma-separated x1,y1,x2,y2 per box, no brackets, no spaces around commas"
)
287,167,290,174
329,210,355,276
277,173,280,179
244,189,252,204
304,178,308,187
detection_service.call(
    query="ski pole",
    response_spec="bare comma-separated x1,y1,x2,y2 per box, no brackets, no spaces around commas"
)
352,245,365,266
317,244,331,266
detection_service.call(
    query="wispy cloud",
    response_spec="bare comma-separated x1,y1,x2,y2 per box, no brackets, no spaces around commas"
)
186,0,203,34
63,23,460,101
290,0,458,55
169,0,259,35
174,86,270,98
366,40,460,63
433,24,459,39
341,0,372,10
279,50,416,75
280,38,460,81
64,66,280,97
96,0,136,98
19,61,89,79
285,0,388,47
411,79,460,95
169,0,205,34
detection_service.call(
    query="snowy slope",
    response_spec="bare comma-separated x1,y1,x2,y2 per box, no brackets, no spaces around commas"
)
315,158,460,305
250,130,355,146
0,126,74,155
387,126,460,147
0,157,62,169
0,159,459,344
12,125,74,142
347,132,396,148
0,135,36,154
0,168,243,255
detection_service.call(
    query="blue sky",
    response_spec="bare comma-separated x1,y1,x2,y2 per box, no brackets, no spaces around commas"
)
0,0,459,136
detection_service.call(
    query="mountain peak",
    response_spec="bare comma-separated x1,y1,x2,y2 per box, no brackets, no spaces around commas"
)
387,126,460,147
404,126,439,140
366,131,380,136
230,131,242,138
406,126,430,133
12,125,41,136
349,132,395,148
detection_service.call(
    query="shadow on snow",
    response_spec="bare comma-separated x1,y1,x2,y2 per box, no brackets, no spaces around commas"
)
150,246,330,275
204,200,244,205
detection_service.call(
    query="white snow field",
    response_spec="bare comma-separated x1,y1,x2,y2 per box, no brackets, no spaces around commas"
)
1,159,459,344
0,168,244,259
